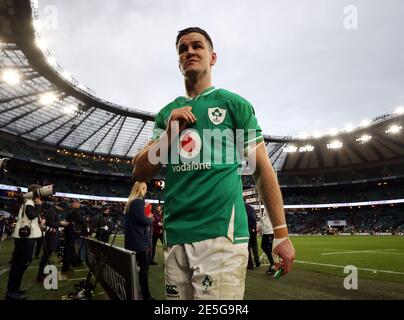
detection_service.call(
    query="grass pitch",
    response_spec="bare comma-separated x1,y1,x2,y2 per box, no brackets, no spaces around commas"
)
0,235,403,300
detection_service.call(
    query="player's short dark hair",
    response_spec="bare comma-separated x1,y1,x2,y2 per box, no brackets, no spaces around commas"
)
176,27,214,50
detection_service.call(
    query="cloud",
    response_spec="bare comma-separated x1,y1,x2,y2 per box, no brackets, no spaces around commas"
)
39,0,404,136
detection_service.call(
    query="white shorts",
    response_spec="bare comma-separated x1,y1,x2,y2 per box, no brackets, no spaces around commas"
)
164,236,248,300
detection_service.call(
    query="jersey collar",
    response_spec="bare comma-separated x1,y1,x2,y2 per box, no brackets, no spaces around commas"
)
185,86,217,101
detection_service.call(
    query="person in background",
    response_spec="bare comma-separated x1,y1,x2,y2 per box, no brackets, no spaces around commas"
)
0,215,5,241
123,182,154,300
79,215,92,262
246,202,260,269
260,208,275,275
5,218,14,240
144,201,153,264
151,204,164,265
37,201,69,282
61,199,83,275
10,188,24,219
94,206,113,243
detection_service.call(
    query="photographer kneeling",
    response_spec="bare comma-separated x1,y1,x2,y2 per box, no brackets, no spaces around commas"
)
5,184,44,300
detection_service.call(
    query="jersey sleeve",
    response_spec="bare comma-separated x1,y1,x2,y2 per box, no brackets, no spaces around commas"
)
234,98,264,154
151,111,166,141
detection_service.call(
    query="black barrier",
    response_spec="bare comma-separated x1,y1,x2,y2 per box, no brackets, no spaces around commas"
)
85,237,140,300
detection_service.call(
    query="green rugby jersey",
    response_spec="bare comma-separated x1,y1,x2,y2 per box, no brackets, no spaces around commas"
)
152,87,263,245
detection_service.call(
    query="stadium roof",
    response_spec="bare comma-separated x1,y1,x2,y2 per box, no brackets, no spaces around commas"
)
281,117,404,172
0,0,403,172
0,0,155,158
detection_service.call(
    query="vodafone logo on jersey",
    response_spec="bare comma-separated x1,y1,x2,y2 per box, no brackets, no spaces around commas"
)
179,129,202,159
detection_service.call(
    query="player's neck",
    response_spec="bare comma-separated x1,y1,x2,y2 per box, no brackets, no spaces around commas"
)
184,74,213,98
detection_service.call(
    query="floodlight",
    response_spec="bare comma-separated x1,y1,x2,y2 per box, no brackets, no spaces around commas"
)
39,92,57,105
327,140,342,150
62,105,78,114
386,125,402,134
356,135,372,144
283,145,298,153
2,69,21,86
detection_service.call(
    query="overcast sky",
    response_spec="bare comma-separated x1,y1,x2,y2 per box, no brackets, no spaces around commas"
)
37,0,404,136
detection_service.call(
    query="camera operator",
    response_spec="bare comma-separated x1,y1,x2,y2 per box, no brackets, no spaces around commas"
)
37,201,69,282
94,206,113,243
5,184,45,300
61,199,84,275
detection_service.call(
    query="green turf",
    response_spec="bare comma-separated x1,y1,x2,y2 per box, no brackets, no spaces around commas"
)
1,235,403,300
289,235,404,284
247,235,404,300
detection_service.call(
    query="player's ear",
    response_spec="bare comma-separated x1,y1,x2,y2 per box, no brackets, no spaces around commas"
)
210,52,217,66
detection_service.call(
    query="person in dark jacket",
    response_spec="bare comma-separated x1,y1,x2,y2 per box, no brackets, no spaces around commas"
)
78,215,92,262
246,203,260,269
61,199,83,274
37,202,68,282
151,204,164,265
94,207,113,243
124,182,154,300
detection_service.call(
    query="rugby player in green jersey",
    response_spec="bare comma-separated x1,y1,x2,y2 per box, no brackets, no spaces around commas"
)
133,27,295,300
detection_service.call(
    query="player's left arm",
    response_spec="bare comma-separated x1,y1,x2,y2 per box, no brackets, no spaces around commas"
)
251,142,295,275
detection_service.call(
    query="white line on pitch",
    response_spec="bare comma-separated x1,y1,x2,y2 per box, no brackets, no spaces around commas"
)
321,249,398,255
316,248,397,252
295,260,404,275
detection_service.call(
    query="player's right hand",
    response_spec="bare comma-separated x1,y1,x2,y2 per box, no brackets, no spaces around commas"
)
168,106,197,132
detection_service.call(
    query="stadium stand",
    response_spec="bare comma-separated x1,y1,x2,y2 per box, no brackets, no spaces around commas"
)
287,205,404,234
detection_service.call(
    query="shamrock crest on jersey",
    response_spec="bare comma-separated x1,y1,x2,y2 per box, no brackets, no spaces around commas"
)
208,107,226,125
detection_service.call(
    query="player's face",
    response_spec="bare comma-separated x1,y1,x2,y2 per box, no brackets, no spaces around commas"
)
177,32,216,78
